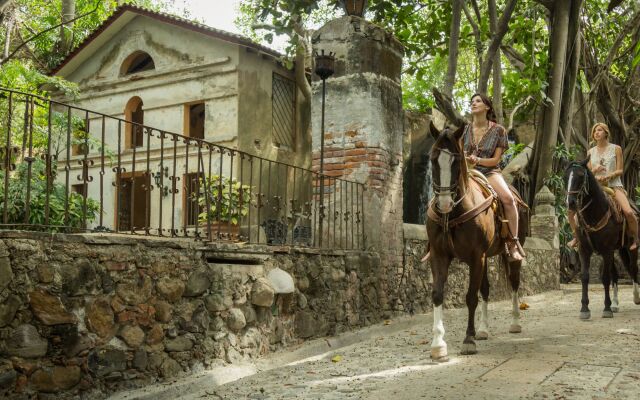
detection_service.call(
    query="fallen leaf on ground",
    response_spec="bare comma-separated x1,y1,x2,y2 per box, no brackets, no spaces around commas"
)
384,320,391,325
519,302,529,310
331,355,342,363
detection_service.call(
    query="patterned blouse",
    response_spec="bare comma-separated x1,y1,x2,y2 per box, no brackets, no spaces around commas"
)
462,122,508,175
589,143,623,188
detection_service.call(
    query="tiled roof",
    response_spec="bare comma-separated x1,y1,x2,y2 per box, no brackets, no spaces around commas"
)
51,4,282,75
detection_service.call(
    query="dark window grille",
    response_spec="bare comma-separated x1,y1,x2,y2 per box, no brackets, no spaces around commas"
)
272,73,296,149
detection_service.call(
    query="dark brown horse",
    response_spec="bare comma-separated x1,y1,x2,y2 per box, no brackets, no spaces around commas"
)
565,158,640,319
427,123,527,360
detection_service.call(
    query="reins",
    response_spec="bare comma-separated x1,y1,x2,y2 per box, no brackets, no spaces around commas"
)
428,141,494,256
567,164,614,249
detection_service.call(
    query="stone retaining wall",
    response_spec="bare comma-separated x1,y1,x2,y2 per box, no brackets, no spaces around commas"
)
0,231,397,399
400,225,561,312
0,226,560,399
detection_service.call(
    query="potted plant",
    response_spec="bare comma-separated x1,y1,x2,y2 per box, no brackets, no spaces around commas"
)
198,174,252,240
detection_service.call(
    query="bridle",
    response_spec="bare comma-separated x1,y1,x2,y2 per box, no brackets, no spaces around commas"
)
566,164,591,213
566,163,612,246
431,147,469,215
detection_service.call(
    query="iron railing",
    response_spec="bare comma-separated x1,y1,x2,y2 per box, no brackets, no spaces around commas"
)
0,87,365,250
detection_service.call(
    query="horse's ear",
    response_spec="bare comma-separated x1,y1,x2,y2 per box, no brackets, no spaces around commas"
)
580,153,590,167
429,121,440,140
558,157,570,172
453,124,465,140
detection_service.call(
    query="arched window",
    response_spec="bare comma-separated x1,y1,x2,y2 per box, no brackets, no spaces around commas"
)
120,51,155,75
124,97,144,149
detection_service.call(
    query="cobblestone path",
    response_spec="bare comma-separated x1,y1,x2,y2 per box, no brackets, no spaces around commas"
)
112,285,640,400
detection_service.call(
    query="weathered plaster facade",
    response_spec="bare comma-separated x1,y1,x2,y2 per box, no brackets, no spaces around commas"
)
311,16,405,264
52,6,310,232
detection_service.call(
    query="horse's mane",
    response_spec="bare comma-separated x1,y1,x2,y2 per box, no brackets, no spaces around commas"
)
567,161,606,203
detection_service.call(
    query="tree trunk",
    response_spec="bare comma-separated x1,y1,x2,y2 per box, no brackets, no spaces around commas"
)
488,0,503,124
2,9,13,59
478,0,518,94
443,0,463,97
559,0,583,145
60,0,75,55
461,1,483,82
531,0,572,196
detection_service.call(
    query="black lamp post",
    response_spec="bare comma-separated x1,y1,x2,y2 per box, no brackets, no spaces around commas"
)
314,50,335,247
343,0,367,17
315,50,335,175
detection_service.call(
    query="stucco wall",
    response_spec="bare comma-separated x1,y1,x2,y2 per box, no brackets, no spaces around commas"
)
51,15,312,234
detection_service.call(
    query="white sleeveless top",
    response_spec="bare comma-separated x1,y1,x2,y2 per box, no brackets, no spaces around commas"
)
589,144,623,188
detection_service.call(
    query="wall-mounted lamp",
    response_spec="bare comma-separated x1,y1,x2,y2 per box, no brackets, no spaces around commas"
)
153,165,169,197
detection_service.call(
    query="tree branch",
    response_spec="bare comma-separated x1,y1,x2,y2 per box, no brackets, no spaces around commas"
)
470,0,482,24
461,0,483,59
508,96,534,130
13,23,48,71
0,2,99,66
533,0,555,11
501,44,526,72
432,87,466,127
478,0,519,93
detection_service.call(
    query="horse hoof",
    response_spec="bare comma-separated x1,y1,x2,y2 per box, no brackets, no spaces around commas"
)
430,346,448,361
580,311,591,320
611,306,619,313
634,297,640,305
475,331,489,340
602,310,614,318
460,342,477,355
509,324,522,334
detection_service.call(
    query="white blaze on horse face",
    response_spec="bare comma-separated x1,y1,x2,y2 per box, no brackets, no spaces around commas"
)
437,151,455,212
566,170,575,206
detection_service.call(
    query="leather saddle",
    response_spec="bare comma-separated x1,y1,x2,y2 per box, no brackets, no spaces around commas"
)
469,169,528,240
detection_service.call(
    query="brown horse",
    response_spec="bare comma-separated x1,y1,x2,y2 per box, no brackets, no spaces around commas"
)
565,158,640,319
427,123,527,360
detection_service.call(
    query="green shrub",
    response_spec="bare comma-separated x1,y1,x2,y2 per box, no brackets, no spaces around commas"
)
0,158,99,230
198,175,252,226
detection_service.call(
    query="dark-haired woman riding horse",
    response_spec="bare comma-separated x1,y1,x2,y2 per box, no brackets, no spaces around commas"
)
565,158,640,319
426,94,528,360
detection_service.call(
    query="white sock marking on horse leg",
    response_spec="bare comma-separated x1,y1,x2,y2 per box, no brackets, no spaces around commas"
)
477,299,489,334
634,282,640,304
431,305,446,350
612,283,619,310
511,291,520,327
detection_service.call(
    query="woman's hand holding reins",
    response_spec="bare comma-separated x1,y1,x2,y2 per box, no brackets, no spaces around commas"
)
466,155,479,165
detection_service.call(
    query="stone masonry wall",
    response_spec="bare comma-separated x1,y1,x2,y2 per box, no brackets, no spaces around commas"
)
0,231,398,399
401,225,560,312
